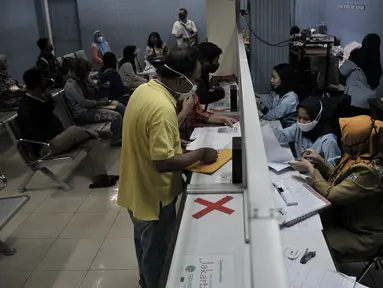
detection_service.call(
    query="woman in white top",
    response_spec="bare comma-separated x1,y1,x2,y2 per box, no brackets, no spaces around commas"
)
118,45,147,90
273,97,342,167
146,32,168,61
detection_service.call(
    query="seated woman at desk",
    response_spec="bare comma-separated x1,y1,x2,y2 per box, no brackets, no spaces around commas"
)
291,115,383,262
273,97,341,166
118,45,147,91
177,93,237,140
340,33,382,117
256,63,299,127
65,58,125,147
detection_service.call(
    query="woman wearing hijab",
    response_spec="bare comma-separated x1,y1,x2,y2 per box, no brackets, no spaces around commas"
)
146,32,169,62
118,45,147,90
256,63,299,128
91,30,111,70
340,33,382,116
273,97,341,166
291,115,383,262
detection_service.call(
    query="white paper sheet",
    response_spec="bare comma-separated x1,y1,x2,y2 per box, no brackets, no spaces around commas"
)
261,125,293,168
285,258,359,288
187,123,241,151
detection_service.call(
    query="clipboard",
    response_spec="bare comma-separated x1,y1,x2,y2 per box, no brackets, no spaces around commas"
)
187,148,232,175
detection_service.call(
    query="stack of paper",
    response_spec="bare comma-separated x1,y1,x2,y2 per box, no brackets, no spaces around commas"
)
285,258,367,288
261,125,293,171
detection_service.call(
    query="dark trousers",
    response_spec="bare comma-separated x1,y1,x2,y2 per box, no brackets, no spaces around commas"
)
128,199,177,288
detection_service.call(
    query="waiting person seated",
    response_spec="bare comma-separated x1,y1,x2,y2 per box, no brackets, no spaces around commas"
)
146,32,168,64
340,33,382,117
119,46,147,90
65,58,125,147
0,54,24,111
291,115,383,262
36,38,66,87
91,30,111,70
256,63,299,127
273,97,341,166
196,42,225,105
177,93,237,140
99,52,131,105
18,68,118,188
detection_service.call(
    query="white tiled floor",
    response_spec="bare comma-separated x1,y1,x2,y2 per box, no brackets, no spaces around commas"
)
0,132,139,288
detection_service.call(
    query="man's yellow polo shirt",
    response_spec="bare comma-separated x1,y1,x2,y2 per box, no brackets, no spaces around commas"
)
117,80,182,221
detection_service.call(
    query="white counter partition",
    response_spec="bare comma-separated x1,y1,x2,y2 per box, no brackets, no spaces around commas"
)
236,32,288,287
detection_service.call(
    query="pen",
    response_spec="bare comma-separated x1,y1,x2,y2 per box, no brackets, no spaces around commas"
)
272,182,298,206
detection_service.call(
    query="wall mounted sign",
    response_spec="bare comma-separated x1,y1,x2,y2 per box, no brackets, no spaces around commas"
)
338,3,366,10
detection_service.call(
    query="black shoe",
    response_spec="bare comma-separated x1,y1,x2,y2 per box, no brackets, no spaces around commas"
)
89,174,119,189
111,139,122,147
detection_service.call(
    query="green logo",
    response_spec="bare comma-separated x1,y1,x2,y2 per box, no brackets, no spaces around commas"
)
185,265,196,272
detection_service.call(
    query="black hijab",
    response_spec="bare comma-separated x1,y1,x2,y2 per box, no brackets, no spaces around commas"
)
350,33,382,90
297,97,333,142
119,45,137,74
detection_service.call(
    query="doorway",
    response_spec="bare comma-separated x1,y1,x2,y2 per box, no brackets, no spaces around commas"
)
48,0,82,56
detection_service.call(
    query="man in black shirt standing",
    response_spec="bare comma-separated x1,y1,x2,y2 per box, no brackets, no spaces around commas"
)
18,68,118,188
196,42,225,105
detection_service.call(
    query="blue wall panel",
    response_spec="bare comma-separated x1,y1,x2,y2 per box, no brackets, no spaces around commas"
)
0,0,44,81
294,0,325,29
76,0,207,59
325,0,383,46
249,0,291,93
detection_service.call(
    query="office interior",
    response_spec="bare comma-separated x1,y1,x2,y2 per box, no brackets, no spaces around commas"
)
0,0,383,287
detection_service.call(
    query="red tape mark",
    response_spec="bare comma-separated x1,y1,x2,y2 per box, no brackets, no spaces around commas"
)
192,196,235,219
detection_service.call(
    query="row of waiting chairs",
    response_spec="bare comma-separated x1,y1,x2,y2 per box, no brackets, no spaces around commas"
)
6,91,108,192
57,49,88,65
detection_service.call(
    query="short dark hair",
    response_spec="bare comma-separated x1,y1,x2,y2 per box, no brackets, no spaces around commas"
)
198,42,223,63
23,68,44,90
179,8,187,14
157,47,199,79
102,52,117,70
37,38,49,50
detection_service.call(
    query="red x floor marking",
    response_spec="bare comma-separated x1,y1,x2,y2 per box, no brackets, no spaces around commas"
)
192,196,235,219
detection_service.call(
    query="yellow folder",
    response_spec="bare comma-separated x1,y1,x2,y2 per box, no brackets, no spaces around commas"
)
187,148,232,175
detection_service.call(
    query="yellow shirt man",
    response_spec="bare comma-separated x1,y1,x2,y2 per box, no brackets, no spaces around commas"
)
117,80,183,221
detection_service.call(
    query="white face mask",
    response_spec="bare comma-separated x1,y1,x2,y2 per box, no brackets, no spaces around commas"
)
97,36,103,42
164,64,198,100
298,102,323,132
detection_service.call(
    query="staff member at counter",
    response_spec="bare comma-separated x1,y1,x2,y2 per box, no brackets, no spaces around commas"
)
273,97,341,166
291,116,383,262
340,33,382,117
117,48,218,288
256,63,299,128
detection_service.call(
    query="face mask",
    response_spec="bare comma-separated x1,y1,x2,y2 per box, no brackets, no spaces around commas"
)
163,64,198,100
179,14,186,21
209,63,220,73
298,102,323,132
97,36,103,42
